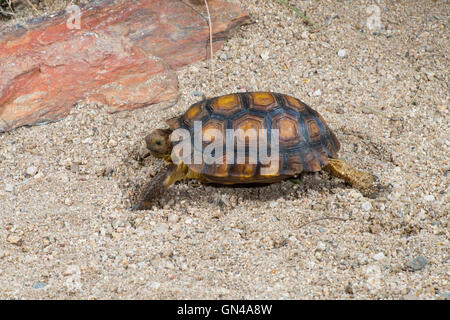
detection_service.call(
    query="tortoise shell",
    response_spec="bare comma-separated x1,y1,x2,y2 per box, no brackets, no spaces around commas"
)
167,92,340,183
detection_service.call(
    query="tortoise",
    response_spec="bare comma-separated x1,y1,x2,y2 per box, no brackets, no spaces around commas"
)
132,92,377,210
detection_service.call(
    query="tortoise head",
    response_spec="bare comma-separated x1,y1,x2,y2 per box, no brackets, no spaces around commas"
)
145,129,173,159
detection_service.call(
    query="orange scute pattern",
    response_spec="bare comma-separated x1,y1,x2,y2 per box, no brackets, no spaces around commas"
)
211,94,241,115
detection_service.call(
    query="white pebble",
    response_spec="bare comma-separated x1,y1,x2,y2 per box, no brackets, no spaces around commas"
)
338,49,347,57
34,172,44,179
168,214,180,224
26,166,38,176
313,89,322,96
260,50,270,61
372,252,386,261
4,184,14,192
358,254,369,265
423,195,435,201
316,241,326,251
361,201,372,211
418,209,426,220
64,265,81,276
154,223,169,234
150,282,161,289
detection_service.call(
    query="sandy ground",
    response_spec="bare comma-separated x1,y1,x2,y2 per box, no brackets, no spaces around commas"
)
0,0,449,299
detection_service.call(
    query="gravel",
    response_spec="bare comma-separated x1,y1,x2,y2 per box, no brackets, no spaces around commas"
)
0,0,448,299
26,166,38,176
168,214,180,224
372,252,386,262
32,282,47,289
406,256,428,271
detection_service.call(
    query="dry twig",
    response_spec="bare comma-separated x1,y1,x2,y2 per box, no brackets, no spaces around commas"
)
0,7,16,16
22,0,41,15
275,0,316,27
203,0,215,84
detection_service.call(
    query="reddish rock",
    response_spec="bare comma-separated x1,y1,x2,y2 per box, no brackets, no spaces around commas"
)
0,0,249,132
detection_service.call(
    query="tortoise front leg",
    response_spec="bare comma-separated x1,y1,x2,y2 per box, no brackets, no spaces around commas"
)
324,158,377,193
132,163,189,210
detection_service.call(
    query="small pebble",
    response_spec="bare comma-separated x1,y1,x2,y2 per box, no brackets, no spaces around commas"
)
406,256,427,271
4,184,14,192
345,283,354,294
418,210,426,220
423,195,435,201
372,252,385,261
338,49,347,57
112,219,125,230
7,234,23,246
168,214,180,224
32,282,46,289
26,166,38,176
313,89,322,96
34,171,44,179
190,91,203,97
82,137,92,144
108,139,118,147
260,50,270,61
358,254,369,265
63,265,81,276
64,198,73,206
219,53,227,60
150,282,161,289
154,223,169,234
102,167,114,177
70,163,79,173
436,105,447,113
160,248,173,258
137,144,150,159
440,291,450,299
316,241,326,251
361,201,372,211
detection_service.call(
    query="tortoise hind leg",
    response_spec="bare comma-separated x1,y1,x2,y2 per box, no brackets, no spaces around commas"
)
132,163,189,210
324,158,377,194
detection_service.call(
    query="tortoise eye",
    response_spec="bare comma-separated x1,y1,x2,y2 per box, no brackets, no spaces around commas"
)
155,139,162,146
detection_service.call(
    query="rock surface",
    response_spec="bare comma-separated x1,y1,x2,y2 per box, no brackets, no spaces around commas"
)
0,0,249,132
